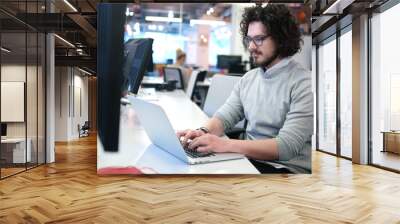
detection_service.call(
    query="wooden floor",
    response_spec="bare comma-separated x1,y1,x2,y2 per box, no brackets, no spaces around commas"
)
1,167,26,178
1,163,44,178
1,135,400,223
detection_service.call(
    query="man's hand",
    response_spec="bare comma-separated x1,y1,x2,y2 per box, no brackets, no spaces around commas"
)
176,129,206,147
187,134,232,153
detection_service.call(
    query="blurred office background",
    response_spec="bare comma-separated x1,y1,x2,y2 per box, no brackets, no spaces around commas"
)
122,3,311,74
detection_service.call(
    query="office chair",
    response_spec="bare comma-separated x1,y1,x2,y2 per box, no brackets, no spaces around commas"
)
79,121,90,138
163,67,184,90
191,70,208,106
186,70,207,103
186,70,200,98
203,75,247,140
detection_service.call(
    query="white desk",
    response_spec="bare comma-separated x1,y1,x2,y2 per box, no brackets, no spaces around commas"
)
97,90,259,174
1,138,31,163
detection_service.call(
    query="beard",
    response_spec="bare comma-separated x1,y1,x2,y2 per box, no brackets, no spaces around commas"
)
251,50,279,68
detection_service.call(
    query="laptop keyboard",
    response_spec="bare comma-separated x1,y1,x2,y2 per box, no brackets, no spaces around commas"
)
183,147,215,158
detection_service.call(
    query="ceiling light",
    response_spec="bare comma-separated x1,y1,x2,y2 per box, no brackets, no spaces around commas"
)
78,67,92,76
200,35,208,43
1,47,11,53
54,34,75,48
323,0,355,14
63,0,78,12
190,19,226,26
145,16,182,23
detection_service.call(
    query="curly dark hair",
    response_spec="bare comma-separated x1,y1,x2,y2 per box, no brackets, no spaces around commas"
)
240,4,302,58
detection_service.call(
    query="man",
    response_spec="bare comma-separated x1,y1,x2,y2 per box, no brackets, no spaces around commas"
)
177,4,313,174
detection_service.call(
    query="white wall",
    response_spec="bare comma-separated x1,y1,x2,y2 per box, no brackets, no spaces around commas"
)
72,73,89,138
54,67,89,141
1,65,39,137
1,65,26,140
1,65,26,81
1,63,46,163
55,67,69,141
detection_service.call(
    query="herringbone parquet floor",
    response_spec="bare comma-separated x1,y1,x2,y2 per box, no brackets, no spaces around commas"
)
1,134,400,223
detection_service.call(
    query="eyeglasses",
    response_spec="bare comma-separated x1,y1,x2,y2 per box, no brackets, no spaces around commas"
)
243,35,270,47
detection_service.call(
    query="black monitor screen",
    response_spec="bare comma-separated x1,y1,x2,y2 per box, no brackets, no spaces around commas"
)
217,55,242,69
122,38,153,94
97,3,126,152
1,123,7,137
147,50,154,73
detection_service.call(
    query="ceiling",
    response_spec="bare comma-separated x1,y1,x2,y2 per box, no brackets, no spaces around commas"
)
311,0,390,43
1,0,310,75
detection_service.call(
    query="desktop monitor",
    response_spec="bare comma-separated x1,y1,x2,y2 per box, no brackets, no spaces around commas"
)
166,59,173,65
147,50,154,73
216,55,242,70
122,38,154,94
97,3,126,152
228,64,245,75
1,123,7,137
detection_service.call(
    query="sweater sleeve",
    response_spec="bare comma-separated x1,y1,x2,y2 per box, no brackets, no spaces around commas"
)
275,72,314,161
214,80,245,131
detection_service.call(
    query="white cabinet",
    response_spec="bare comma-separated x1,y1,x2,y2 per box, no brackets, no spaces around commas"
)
1,138,31,163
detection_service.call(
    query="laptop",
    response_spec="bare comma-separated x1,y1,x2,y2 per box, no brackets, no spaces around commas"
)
128,96,244,165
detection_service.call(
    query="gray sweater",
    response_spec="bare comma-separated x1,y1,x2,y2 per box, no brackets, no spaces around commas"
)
214,58,313,173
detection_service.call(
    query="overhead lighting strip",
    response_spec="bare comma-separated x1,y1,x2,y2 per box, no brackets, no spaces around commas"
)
54,34,75,48
1,47,11,53
323,0,355,14
63,0,78,12
78,67,92,76
190,19,226,26
145,16,182,23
